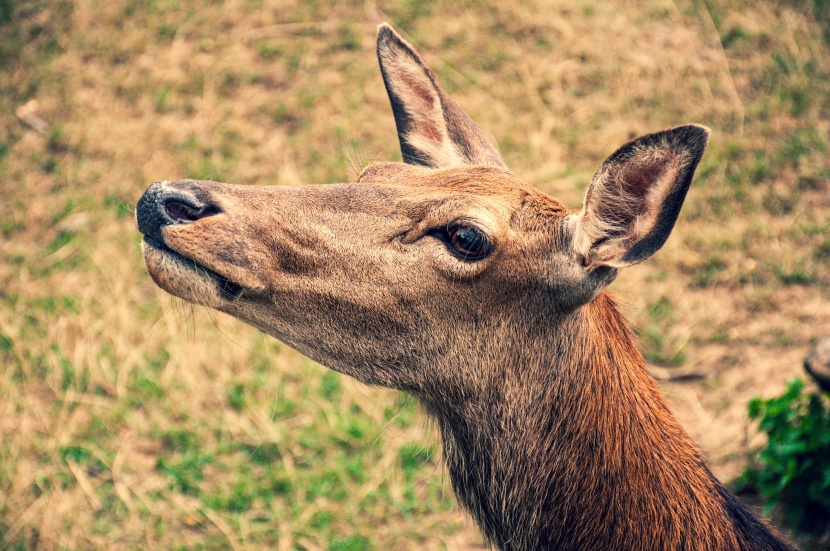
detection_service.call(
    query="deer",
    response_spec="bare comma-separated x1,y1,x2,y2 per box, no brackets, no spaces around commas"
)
136,24,794,551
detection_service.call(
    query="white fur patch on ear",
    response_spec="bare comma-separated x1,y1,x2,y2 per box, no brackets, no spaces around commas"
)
376,33,463,168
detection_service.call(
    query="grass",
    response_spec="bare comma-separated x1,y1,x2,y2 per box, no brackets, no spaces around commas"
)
0,0,829,549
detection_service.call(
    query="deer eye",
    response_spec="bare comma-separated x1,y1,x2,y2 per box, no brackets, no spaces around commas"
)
446,225,491,260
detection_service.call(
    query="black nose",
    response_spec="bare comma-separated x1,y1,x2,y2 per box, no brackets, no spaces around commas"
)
136,181,220,243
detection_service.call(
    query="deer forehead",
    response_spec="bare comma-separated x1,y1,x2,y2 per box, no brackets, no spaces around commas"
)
359,162,521,193
359,161,566,225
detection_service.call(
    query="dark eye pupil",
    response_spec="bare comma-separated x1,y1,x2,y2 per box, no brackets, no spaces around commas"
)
450,226,490,259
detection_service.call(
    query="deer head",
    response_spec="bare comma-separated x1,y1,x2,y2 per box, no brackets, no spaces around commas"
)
137,25,707,403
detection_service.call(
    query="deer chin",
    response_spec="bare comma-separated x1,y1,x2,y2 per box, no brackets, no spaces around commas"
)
142,235,247,307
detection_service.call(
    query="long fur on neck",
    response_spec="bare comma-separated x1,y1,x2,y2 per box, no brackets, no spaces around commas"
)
426,293,791,551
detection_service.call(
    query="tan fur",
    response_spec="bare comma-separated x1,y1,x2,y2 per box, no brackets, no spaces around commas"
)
137,24,791,551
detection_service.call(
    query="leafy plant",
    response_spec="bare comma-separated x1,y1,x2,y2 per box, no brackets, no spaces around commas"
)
739,379,830,533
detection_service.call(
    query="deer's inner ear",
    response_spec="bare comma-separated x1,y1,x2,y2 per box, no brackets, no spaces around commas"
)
573,125,709,270
376,24,506,170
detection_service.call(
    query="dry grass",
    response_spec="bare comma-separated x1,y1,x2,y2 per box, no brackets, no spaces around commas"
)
0,0,828,549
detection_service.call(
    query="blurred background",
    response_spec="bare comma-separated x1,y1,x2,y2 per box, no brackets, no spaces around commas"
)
1,0,829,549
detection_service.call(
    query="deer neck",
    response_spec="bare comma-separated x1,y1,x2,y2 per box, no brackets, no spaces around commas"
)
426,292,786,551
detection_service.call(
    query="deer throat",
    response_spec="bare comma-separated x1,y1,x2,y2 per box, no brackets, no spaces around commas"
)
427,294,765,551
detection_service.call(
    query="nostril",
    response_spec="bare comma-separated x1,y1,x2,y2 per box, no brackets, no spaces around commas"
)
137,182,220,240
166,200,202,222
162,197,219,223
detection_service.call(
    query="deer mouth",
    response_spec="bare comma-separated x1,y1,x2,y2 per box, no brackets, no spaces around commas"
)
142,235,245,301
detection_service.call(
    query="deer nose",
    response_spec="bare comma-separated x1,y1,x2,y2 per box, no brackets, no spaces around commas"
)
136,181,219,243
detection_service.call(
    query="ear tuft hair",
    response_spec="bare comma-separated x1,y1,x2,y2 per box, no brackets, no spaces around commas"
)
573,125,710,269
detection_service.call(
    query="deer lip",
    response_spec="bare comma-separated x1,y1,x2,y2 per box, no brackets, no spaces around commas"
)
142,235,246,301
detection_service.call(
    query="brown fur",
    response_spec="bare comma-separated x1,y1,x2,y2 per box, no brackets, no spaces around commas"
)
136,24,793,551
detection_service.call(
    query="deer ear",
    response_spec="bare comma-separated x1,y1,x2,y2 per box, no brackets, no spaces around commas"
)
572,125,710,270
376,23,506,169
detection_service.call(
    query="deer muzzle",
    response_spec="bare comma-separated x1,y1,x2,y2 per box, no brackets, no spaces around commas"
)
137,180,249,304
